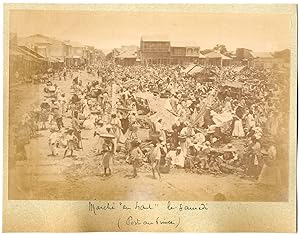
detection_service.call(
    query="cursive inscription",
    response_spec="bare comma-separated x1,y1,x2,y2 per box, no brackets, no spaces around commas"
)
88,201,208,230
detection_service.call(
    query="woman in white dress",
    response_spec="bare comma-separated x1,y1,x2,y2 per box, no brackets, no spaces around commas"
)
232,115,245,137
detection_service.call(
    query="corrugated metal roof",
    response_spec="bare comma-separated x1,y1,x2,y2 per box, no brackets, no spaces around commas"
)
205,51,223,58
205,51,232,59
18,34,61,45
10,46,45,61
19,46,44,59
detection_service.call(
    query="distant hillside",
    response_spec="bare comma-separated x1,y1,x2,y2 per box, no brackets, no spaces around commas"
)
273,49,290,63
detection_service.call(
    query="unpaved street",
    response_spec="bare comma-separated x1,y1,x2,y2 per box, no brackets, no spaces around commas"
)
8,71,287,201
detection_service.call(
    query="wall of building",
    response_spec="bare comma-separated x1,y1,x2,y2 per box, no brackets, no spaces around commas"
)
141,40,171,65
171,47,186,56
141,41,170,52
36,47,47,57
251,58,274,70
48,43,66,58
206,58,222,66
116,58,137,66
71,47,84,57
186,47,200,57
141,41,203,65
236,48,252,60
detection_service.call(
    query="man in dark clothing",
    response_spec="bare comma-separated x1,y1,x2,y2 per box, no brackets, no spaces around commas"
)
203,108,214,128
71,94,80,104
171,121,185,148
53,107,63,130
40,100,50,110
120,112,130,134
63,69,67,81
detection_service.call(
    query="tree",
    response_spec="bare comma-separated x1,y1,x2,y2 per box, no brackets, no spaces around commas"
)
213,44,227,54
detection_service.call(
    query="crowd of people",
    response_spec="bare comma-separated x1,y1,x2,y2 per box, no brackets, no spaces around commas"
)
12,60,288,186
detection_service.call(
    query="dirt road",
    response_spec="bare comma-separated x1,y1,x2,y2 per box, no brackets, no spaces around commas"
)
8,71,287,201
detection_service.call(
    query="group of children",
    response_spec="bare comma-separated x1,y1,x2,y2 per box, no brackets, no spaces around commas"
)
127,138,165,180
48,128,78,158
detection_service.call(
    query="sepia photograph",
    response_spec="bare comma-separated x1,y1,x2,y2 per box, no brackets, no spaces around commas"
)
5,4,296,204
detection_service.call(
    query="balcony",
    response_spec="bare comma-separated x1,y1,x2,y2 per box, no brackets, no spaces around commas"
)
142,48,170,53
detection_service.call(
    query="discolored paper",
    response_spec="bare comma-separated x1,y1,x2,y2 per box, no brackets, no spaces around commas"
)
3,4,297,232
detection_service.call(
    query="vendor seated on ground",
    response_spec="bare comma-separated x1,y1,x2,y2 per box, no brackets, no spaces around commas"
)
221,143,239,164
213,126,231,145
199,143,211,170
168,147,185,169
184,144,198,169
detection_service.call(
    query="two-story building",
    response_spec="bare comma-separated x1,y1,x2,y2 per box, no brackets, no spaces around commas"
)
140,37,202,66
64,40,85,67
140,35,171,65
83,45,96,65
170,42,201,65
170,42,186,65
185,46,201,64
9,33,50,82
18,34,66,63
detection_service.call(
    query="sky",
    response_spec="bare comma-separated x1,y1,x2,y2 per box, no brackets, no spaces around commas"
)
9,10,292,54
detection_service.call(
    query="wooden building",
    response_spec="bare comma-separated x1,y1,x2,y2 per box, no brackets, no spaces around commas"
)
115,46,139,66
205,51,233,67
249,52,274,70
140,35,171,65
170,43,186,65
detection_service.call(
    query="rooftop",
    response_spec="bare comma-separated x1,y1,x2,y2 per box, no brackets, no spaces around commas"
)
205,51,232,59
115,46,138,59
205,51,223,58
18,34,61,45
